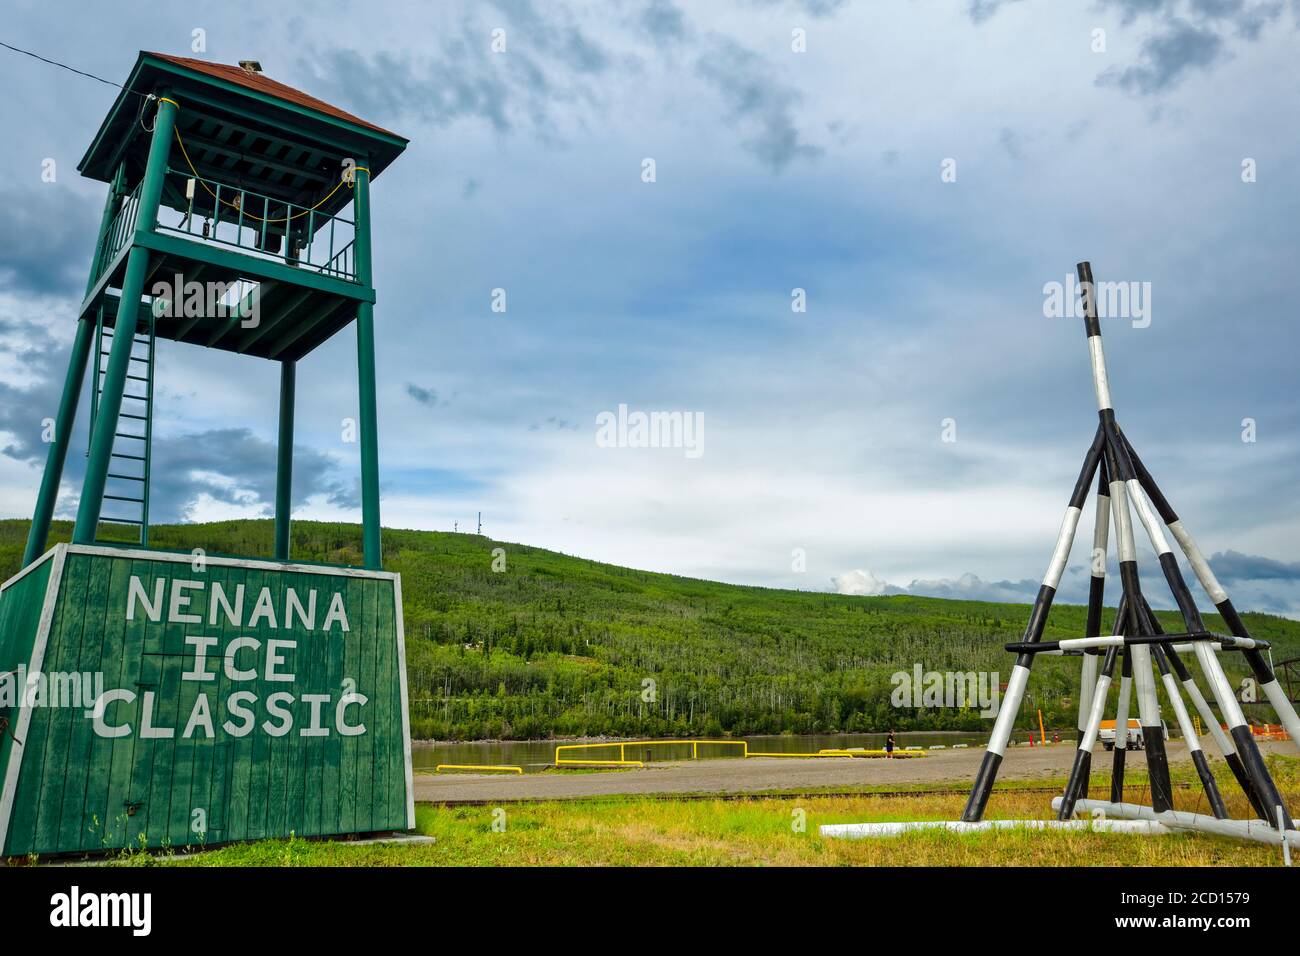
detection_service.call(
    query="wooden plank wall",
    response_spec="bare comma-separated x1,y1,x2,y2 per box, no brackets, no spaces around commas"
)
3,551,407,855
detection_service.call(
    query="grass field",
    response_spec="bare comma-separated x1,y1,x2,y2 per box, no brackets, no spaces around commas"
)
96,756,1299,867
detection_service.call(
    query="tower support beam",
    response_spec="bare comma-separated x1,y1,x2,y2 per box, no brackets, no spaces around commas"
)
73,93,178,545
352,160,383,570
22,166,127,565
275,360,296,561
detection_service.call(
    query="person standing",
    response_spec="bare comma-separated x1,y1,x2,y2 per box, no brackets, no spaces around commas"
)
885,729,896,758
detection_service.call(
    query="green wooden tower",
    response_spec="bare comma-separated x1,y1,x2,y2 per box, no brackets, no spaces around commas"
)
0,53,413,856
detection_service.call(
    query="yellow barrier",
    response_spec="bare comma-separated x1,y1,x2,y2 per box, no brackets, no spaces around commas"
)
746,750,853,758
552,739,927,767
554,739,745,767
435,764,523,774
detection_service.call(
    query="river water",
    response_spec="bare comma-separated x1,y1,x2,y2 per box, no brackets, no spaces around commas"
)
413,731,990,773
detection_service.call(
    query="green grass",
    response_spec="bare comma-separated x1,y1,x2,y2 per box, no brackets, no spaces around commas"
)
101,755,1299,867
6,517,1298,742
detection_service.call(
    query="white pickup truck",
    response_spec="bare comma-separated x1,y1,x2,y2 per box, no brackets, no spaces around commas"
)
1099,718,1169,751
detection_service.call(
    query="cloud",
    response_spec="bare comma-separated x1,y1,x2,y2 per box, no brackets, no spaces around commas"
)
966,0,1027,23
1101,17,1226,93
832,551,1300,618
833,568,1042,603
305,46,513,133
695,38,823,172
831,568,900,596
0,186,98,297
742,0,850,16
303,1,615,139
640,0,687,46
1209,549,1300,583
405,383,441,407
998,126,1026,160
0,316,69,466
1096,0,1287,95
145,428,357,521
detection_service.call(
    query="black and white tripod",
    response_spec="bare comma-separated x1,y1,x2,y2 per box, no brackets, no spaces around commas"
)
963,261,1300,829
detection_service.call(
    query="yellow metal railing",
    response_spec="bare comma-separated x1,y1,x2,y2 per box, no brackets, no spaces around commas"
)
426,739,929,774
553,739,926,766
554,739,747,767
435,764,523,774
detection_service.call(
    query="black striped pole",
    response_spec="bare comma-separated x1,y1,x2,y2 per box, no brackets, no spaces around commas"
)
1059,644,1119,819
1111,644,1132,803
1121,430,1300,751
960,425,1106,823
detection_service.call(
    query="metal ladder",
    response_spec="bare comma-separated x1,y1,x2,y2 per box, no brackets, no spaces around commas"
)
89,303,156,545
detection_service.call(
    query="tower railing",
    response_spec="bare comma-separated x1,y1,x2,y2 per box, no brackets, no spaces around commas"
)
154,167,360,282
95,178,142,281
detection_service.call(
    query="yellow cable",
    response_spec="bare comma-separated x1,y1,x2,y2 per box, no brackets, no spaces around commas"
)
172,126,348,224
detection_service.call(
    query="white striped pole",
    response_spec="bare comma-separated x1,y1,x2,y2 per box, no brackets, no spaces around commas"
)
1122,431,1300,753
960,425,1106,823
1059,645,1118,819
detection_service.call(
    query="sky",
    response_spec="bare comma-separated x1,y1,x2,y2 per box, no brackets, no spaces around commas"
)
1,0,1299,616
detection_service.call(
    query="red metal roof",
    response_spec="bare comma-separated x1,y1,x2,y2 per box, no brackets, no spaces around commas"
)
148,52,403,140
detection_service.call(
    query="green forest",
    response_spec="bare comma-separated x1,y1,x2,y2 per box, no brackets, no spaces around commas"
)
4,518,1298,741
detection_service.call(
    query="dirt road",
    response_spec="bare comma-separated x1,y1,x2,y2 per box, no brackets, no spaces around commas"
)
415,740,1293,803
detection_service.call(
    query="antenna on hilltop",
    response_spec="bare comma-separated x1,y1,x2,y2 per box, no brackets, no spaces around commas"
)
477,511,482,535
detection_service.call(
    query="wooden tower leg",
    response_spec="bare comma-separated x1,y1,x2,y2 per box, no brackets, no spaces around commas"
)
352,160,383,571
73,93,178,545
275,360,296,560
23,165,128,565
23,319,94,564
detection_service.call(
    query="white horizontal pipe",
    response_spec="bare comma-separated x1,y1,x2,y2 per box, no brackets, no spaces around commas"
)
1170,642,1231,654
1055,798,1300,849
820,819,1169,839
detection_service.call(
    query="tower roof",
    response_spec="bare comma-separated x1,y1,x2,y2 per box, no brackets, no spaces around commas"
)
79,51,408,186
147,53,400,139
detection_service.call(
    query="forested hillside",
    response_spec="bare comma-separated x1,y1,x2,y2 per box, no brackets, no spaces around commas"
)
4,519,1298,741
